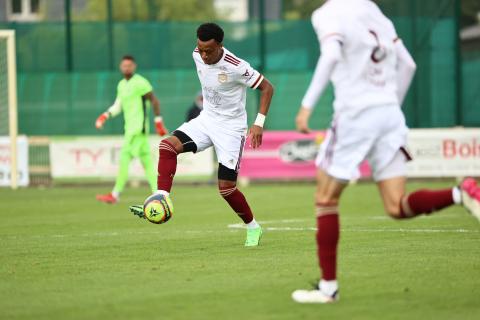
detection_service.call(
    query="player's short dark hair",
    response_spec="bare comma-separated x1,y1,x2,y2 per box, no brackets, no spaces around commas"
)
122,55,135,62
197,23,224,43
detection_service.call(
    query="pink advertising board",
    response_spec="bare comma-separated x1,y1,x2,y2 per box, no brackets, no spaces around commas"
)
240,131,371,180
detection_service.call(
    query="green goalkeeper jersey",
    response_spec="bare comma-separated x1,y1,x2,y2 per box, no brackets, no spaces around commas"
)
117,74,153,136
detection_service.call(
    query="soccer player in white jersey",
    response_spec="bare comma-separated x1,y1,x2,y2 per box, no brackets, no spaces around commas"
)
133,23,274,246
291,0,480,304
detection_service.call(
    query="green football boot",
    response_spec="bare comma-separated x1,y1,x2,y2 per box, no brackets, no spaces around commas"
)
245,226,263,247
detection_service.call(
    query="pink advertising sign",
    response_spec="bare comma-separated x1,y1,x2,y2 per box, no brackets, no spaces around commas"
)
240,131,371,180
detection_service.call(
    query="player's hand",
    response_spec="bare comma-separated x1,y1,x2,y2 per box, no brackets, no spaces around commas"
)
296,107,312,134
155,116,168,136
95,112,109,129
249,125,263,149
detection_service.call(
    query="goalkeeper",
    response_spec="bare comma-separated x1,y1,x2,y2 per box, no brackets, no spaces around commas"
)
95,55,168,204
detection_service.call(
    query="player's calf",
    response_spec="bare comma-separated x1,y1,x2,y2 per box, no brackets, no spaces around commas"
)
315,202,340,284
157,138,180,193
157,132,194,193
218,166,261,245
395,188,461,219
378,176,461,219
292,201,340,304
218,176,254,225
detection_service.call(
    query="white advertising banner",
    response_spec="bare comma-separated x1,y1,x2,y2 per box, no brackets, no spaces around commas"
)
406,129,480,177
49,136,214,179
0,135,29,187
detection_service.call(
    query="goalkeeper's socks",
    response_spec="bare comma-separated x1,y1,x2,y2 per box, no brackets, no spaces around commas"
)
399,188,456,218
220,187,254,224
157,140,178,192
112,191,120,199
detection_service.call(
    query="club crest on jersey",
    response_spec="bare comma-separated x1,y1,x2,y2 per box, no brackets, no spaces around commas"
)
218,72,228,83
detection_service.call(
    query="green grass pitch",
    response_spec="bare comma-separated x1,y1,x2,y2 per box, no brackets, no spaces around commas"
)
1,182,479,319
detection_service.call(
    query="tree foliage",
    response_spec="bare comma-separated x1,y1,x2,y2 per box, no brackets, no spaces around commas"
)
77,0,217,21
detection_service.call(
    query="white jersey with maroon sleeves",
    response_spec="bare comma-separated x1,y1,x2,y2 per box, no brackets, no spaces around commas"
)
312,0,400,115
193,47,264,131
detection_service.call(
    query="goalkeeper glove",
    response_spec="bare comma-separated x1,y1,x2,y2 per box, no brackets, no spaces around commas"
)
95,112,109,129
155,116,168,136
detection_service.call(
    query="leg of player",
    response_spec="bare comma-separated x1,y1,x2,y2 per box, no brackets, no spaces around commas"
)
378,177,480,220
138,145,157,193
130,131,196,219
292,169,346,304
97,144,132,204
374,151,478,219
218,165,262,247
156,135,185,195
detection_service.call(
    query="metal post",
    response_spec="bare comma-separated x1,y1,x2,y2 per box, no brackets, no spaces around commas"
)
454,0,463,126
131,0,137,20
258,0,266,73
107,0,114,70
65,0,72,72
2,30,19,189
410,0,419,127
148,0,156,21
255,0,267,118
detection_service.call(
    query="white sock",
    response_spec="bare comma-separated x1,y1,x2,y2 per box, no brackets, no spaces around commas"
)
246,218,260,229
111,191,120,199
155,190,170,196
319,279,338,296
452,186,462,204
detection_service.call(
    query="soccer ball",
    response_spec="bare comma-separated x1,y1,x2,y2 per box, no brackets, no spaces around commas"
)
143,193,174,224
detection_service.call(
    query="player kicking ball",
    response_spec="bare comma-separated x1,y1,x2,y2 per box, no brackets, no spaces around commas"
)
95,55,168,204
131,23,274,246
291,0,480,304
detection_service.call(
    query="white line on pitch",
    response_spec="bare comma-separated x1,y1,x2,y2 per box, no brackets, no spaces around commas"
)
227,223,480,233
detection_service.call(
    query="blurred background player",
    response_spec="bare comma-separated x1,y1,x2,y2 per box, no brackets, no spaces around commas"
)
291,0,480,304
95,55,168,204
186,91,204,121
131,22,274,246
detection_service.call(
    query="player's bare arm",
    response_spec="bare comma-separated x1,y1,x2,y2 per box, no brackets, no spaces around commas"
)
144,91,168,136
143,91,161,116
295,108,312,134
249,77,274,149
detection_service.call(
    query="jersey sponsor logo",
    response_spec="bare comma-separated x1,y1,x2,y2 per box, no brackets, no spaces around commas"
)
369,30,387,63
218,72,228,83
364,30,389,87
203,86,222,105
242,69,250,77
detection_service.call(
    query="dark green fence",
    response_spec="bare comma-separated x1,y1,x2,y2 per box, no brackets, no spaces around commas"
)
1,0,479,135
16,69,334,135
